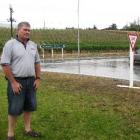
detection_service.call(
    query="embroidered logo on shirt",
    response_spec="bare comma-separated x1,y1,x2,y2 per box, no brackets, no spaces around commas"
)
31,48,36,50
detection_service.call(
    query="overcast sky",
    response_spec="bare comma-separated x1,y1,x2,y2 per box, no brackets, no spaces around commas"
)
0,0,140,29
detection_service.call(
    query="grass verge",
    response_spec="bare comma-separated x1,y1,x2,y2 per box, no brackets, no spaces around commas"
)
0,72,140,140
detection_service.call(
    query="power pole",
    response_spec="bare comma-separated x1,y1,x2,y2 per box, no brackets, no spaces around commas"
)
44,20,46,29
8,5,16,38
77,0,80,58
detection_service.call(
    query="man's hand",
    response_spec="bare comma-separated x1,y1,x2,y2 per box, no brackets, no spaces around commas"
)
11,80,22,95
34,79,40,90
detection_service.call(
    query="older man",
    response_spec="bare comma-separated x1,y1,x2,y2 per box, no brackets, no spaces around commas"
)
1,21,41,140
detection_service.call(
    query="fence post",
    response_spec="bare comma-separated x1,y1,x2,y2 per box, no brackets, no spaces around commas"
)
51,48,54,59
62,48,64,60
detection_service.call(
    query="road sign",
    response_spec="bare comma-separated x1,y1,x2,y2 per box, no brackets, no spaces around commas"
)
128,34,137,50
117,33,140,89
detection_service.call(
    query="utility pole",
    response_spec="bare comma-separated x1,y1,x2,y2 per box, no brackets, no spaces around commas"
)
8,5,16,38
77,0,80,58
137,17,140,26
44,20,46,29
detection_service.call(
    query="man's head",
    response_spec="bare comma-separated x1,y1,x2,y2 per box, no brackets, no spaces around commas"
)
17,21,31,41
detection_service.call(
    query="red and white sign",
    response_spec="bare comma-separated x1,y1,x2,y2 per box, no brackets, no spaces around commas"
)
128,34,138,50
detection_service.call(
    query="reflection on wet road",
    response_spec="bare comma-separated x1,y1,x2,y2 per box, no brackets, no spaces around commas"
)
41,57,140,81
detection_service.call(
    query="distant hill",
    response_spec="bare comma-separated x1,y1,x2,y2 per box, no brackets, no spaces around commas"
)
0,23,16,28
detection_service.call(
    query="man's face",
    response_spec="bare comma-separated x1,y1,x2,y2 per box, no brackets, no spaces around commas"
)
18,25,31,40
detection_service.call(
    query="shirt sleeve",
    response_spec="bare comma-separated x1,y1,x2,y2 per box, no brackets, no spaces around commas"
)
0,41,12,65
35,47,40,63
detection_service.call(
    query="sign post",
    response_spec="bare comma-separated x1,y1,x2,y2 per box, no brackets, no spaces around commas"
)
129,34,137,87
117,33,140,89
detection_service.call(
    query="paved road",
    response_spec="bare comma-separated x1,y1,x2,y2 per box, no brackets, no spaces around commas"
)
41,56,140,82
1,57,139,81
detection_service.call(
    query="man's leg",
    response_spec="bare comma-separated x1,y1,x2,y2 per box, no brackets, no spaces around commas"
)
23,111,41,137
7,115,17,137
23,111,31,132
23,78,41,137
24,78,36,132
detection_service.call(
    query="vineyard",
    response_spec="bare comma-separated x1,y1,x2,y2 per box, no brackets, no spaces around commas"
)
0,27,140,53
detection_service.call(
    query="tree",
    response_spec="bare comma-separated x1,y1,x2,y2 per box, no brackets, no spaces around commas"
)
111,23,117,30
122,18,140,31
93,25,97,29
103,23,118,30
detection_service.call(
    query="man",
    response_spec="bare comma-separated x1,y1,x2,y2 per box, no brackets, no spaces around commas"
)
0,22,41,140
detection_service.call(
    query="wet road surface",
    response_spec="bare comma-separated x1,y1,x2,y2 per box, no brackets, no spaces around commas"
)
41,57,140,81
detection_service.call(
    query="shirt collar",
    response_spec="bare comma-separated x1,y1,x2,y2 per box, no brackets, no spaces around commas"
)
16,35,30,45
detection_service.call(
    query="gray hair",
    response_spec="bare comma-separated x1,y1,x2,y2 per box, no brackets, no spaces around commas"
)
17,21,31,30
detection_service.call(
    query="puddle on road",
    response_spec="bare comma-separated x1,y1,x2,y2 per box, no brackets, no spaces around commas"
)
41,57,140,81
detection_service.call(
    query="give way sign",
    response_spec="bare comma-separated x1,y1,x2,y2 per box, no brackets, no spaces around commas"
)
128,34,138,50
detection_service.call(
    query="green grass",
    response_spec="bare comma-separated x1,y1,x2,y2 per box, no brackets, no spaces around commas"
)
0,72,140,140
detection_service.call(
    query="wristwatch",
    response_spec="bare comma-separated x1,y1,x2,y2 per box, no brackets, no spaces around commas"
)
36,77,41,80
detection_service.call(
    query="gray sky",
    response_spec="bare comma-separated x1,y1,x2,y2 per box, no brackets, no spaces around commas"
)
0,0,140,29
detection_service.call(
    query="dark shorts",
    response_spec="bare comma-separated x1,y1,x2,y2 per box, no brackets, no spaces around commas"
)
7,77,37,116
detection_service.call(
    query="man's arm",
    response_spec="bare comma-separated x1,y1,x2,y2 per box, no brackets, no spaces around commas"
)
2,65,22,94
35,63,41,79
2,65,16,83
34,63,41,90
